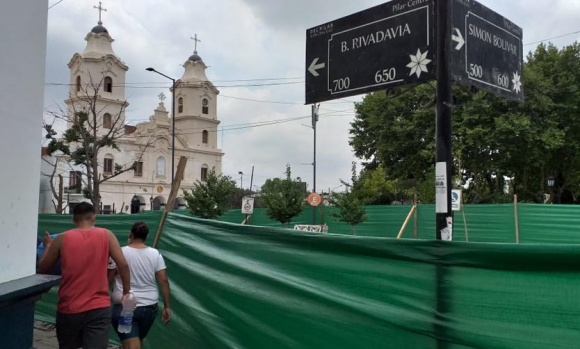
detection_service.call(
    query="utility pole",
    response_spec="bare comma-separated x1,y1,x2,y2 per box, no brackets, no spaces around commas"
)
435,0,453,241
312,104,319,225
435,2,452,349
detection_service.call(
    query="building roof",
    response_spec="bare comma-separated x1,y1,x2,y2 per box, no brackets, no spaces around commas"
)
188,54,202,62
91,24,108,34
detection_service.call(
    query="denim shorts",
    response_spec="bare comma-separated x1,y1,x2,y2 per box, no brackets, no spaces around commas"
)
111,303,158,341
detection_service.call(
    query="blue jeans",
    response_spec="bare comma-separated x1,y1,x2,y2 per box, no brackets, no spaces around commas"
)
111,304,158,341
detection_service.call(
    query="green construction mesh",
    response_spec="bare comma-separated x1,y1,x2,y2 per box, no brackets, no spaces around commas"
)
35,209,580,348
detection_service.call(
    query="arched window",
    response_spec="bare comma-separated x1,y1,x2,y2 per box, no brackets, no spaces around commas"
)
178,97,183,113
104,154,114,174
202,98,209,114
201,164,209,181
76,76,81,92
103,113,112,129
104,76,113,93
202,130,208,144
156,156,166,177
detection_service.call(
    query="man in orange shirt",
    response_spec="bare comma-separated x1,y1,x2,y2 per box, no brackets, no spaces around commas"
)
38,202,131,349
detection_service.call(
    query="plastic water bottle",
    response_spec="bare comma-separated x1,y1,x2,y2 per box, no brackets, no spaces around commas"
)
118,291,136,333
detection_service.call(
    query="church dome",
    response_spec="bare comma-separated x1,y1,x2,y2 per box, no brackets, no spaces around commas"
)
188,54,202,62
91,24,108,34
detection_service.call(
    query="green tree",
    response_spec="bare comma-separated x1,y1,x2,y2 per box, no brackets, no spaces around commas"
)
349,42,580,204
329,191,367,235
261,165,305,225
183,169,237,219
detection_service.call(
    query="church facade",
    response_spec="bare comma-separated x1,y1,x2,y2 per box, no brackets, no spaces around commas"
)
39,17,223,214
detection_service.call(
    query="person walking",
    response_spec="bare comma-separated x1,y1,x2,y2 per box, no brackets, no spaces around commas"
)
108,221,171,349
37,202,131,349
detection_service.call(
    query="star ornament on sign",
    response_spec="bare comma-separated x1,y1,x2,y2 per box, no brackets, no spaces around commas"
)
407,49,432,78
512,71,522,94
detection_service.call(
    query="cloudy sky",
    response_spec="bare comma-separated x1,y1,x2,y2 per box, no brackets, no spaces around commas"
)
44,0,580,191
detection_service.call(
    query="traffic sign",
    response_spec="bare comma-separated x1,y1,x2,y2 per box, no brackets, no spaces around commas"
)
305,0,435,104
307,193,322,207
451,0,524,101
241,197,255,214
451,190,462,211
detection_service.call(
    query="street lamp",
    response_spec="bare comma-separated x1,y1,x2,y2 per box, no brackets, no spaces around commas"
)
547,176,555,188
146,67,176,184
238,171,244,189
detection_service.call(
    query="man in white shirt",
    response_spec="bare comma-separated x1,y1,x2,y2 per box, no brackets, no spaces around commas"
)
108,221,171,349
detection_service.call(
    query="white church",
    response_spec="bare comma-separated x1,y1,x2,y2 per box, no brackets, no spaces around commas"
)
40,14,224,214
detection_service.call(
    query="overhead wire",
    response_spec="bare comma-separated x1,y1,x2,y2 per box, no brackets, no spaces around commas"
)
122,109,354,139
524,30,580,46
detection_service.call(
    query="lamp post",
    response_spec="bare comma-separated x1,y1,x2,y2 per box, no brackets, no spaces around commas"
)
547,176,555,204
238,171,244,190
146,67,176,184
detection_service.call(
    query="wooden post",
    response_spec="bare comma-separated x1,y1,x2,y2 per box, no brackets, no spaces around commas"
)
241,215,252,225
413,193,418,239
462,207,469,242
152,156,188,248
514,194,520,244
397,205,416,239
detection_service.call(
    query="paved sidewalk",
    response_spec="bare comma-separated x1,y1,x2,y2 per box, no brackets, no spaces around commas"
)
33,321,120,349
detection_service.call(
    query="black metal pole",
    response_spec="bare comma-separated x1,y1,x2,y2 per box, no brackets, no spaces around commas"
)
171,79,176,185
435,0,453,240
312,104,318,225
435,1,452,349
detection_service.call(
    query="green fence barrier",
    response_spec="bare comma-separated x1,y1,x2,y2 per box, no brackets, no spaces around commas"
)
221,204,580,244
36,210,580,348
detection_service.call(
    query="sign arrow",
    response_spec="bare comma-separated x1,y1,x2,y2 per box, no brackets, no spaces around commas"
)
452,28,465,50
308,58,325,77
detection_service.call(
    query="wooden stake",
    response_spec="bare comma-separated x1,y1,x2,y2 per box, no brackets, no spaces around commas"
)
413,193,418,239
152,156,188,248
397,205,416,239
462,208,469,242
241,215,251,225
514,194,520,244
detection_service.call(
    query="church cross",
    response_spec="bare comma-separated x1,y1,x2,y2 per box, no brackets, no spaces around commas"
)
94,1,107,25
158,92,166,102
191,34,201,54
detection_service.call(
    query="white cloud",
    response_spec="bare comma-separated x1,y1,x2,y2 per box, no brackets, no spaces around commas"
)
44,0,580,192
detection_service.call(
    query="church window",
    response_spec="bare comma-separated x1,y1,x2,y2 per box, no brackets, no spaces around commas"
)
202,130,208,144
202,98,209,114
104,76,113,93
104,155,114,174
178,98,183,113
68,171,81,188
103,113,112,129
134,161,143,177
156,156,166,177
201,164,209,181
76,76,81,92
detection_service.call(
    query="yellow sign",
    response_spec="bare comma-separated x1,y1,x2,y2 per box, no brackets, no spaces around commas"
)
156,185,164,193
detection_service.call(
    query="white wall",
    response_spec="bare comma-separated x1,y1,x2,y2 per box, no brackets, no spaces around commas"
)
0,0,48,283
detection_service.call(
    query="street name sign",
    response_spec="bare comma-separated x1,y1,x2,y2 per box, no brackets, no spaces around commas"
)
451,0,524,101
305,0,435,104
